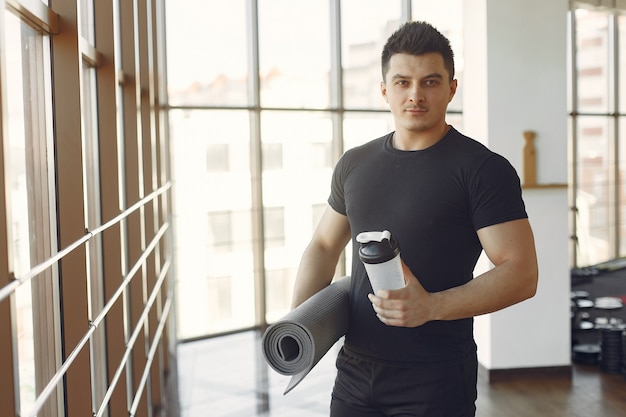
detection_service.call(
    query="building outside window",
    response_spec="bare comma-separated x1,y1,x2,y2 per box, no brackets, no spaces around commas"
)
167,0,464,339
570,7,626,267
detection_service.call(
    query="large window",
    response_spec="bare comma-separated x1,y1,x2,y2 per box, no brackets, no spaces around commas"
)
167,0,464,339
570,6,626,267
4,10,60,415
0,1,174,416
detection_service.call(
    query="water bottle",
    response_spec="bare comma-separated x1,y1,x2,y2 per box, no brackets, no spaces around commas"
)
356,230,405,295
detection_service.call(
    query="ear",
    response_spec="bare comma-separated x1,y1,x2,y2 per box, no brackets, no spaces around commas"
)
380,81,388,103
448,79,458,103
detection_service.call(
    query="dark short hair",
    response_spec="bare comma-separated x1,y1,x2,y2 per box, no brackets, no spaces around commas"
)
381,21,455,82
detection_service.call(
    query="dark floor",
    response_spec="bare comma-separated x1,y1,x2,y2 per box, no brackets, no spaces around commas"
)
176,329,626,417
176,267,626,416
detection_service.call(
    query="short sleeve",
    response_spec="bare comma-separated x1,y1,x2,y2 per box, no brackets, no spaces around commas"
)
328,154,348,215
469,154,528,230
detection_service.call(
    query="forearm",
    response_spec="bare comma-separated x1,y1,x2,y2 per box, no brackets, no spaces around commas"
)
431,258,538,321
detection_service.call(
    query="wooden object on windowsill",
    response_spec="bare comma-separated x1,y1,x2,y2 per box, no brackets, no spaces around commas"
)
523,130,537,186
521,130,567,189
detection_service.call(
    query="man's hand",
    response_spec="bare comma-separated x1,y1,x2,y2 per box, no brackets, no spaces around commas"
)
367,261,435,327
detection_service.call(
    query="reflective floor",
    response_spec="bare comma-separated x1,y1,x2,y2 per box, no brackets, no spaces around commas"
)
177,330,626,417
177,330,339,417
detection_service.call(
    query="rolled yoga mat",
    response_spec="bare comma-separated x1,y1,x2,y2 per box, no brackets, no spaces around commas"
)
262,276,351,394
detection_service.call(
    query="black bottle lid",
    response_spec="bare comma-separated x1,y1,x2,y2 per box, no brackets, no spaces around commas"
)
356,230,400,264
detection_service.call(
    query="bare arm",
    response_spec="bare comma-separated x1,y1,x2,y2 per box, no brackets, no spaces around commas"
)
430,217,538,320
369,218,538,326
291,206,352,309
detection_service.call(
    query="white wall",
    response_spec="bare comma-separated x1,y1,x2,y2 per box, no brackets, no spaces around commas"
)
490,190,571,368
464,0,571,369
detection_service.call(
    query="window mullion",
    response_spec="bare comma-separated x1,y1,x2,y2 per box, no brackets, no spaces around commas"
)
246,0,266,328
608,14,619,257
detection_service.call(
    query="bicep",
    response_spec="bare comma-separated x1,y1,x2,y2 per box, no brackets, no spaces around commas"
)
477,218,537,267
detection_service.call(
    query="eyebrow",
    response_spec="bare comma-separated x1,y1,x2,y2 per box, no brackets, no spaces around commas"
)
390,72,444,81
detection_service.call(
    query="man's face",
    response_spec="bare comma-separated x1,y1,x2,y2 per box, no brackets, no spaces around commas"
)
381,52,457,137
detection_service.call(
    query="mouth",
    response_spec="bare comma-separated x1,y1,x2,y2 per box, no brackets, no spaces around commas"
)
405,107,427,114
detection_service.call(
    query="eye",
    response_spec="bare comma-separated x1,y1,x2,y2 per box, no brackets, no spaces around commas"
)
424,79,440,87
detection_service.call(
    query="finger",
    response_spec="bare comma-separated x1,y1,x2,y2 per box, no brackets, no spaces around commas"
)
368,295,386,313
369,293,396,310
369,296,389,316
375,308,405,327
376,289,390,299
371,301,399,320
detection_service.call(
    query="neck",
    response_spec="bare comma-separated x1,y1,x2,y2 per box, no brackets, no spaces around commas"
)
393,124,451,151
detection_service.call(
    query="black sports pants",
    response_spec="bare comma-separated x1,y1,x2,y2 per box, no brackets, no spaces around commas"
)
330,346,477,417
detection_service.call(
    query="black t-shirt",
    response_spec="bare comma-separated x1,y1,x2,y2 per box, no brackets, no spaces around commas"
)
328,126,528,366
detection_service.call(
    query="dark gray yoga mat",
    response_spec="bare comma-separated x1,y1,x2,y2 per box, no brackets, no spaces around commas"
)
262,276,351,394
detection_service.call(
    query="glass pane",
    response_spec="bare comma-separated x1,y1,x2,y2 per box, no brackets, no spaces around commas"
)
575,10,610,113
575,116,611,266
82,64,101,233
4,12,59,415
170,110,254,338
343,111,395,150
6,14,35,414
619,117,626,257
411,0,464,112
619,15,626,114
446,112,464,133
261,111,333,322
258,0,330,108
81,62,108,409
341,0,402,110
165,0,248,107
80,0,95,43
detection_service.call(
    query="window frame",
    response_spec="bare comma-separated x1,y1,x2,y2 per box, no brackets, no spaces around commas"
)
569,4,626,267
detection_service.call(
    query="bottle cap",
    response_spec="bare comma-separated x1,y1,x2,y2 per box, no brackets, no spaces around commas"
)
357,230,400,264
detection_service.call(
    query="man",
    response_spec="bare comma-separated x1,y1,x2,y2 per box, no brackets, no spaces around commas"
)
291,21,538,417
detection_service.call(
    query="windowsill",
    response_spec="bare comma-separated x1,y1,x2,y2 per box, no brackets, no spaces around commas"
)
522,183,568,189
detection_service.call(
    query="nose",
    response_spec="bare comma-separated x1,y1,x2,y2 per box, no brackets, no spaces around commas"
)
409,86,424,103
